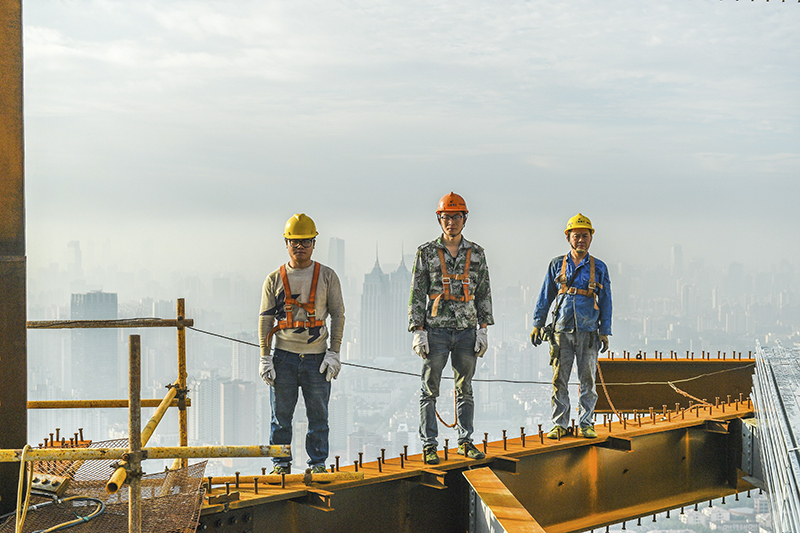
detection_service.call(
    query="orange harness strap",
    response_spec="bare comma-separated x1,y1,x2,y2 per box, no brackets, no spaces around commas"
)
557,255,602,310
430,247,473,317
266,262,324,349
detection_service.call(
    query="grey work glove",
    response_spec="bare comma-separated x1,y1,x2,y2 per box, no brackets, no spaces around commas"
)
474,327,488,357
412,330,429,358
259,355,276,387
599,335,609,354
319,350,341,381
530,326,543,346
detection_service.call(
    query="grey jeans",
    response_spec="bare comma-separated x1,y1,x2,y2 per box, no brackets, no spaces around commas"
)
550,331,599,429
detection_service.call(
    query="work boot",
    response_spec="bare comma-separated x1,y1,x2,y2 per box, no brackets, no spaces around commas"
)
423,446,440,465
270,465,290,475
457,441,485,460
578,425,597,438
546,426,568,439
309,465,328,474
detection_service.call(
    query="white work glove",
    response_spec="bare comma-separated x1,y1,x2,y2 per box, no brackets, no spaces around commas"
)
259,355,276,387
412,330,429,358
475,327,488,357
319,350,341,382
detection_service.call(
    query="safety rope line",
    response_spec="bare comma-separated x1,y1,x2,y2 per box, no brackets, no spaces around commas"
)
186,325,754,387
596,360,621,423
435,391,458,429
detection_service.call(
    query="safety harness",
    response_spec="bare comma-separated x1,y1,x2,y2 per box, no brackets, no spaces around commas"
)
265,261,324,348
556,254,602,310
429,247,473,317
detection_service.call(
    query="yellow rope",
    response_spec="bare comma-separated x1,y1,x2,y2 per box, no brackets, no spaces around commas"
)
15,444,32,533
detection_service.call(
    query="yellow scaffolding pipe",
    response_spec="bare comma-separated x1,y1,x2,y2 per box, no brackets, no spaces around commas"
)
27,399,189,409
106,378,182,493
0,444,291,463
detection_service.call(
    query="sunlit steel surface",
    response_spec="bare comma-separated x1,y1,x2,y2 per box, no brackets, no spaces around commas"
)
198,400,754,532
596,354,755,413
752,342,800,533
0,0,26,515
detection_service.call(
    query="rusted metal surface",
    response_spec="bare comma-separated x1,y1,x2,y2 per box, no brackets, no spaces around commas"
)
197,400,754,533
27,398,189,409
27,318,194,329
0,0,26,516
596,356,755,412
177,299,188,468
463,467,545,533
128,335,143,533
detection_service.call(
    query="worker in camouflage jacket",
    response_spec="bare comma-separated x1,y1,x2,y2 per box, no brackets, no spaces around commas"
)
409,192,494,465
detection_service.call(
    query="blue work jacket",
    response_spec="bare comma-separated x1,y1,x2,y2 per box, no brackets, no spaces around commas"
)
532,254,612,336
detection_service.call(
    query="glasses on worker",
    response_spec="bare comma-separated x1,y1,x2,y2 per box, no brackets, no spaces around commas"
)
439,214,465,222
287,239,315,248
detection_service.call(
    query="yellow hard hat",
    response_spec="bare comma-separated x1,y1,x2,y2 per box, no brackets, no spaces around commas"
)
564,213,594,235
283,213,319,239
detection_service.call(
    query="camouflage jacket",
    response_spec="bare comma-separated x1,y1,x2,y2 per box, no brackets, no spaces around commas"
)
408,235,494,331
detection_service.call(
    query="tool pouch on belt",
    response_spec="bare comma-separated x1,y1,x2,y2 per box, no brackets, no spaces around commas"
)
547,331,560,366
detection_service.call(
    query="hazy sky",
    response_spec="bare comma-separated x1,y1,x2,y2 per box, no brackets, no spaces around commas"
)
22,0,800,289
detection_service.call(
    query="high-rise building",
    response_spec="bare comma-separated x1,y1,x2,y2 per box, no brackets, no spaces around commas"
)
360,252,414,359
220,379,257,445
328,238,346,277
360,258,390,359
671,244,683,279
389,257,412,355
70,291,118,398
190,370,221,445
232,332,258,382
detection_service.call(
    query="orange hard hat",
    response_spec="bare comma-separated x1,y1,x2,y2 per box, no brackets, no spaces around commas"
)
436,192,469,214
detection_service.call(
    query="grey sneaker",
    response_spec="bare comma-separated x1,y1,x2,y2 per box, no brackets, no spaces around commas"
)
457,442,485,460
423,446,440,465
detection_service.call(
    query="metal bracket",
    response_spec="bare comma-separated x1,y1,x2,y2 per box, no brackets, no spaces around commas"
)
167,384,190,411
207,492,240,505
703,420,730,434
490,456,519,474
293,489,335,512
596,436,632,452
412,468,448,490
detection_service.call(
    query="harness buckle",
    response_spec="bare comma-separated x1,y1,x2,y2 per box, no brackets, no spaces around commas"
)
567,287,577,295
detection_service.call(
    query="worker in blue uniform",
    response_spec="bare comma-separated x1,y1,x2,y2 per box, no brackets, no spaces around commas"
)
531,213,612,439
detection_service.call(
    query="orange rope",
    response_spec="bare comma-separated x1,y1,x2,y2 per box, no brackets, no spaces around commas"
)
435,390,458,429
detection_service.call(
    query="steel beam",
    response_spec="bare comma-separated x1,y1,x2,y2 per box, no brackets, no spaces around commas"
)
596,357,755,412
197,404,754,533
0,0,26,516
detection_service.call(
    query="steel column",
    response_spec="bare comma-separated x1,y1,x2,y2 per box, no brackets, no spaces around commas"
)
0,0,26,516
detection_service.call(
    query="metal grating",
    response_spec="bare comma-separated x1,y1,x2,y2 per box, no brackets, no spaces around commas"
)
752,341,800,533
0,439,206,533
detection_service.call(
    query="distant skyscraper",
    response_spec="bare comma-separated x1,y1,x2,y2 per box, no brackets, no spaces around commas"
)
190,371,221,444
671,244,683,279
328,237,346,276
389,256,412,355
360,252,413,359
232,332,258,382
70,291,118,398
361,257,390,359
220,379,257,445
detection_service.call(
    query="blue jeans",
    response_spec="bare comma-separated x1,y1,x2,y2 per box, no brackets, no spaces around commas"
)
551,331,599,429
270,349,331,468
419,327,477,448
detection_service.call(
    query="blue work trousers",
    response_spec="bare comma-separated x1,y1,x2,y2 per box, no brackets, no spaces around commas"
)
551,331,599,429
270,349,330,468
419,327,477,448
